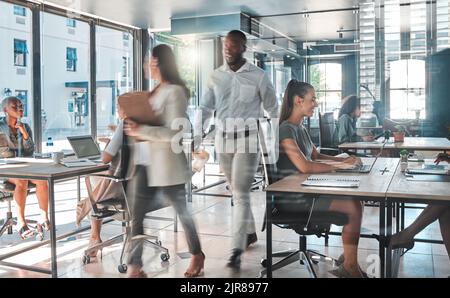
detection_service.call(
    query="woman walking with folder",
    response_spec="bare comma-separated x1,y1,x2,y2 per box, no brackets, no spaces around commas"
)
277,80,367,278
124,44,204,278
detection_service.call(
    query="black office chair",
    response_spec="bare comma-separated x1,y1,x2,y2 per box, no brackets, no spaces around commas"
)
318,112,340,156
81,135,173,273
0,181,40,239
81,174,172,273
259,153,349,278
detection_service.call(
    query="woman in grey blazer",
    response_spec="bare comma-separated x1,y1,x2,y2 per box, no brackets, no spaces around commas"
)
124,44,204,278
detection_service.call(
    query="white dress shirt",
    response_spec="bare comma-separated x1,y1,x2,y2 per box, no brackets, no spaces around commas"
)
195,60,278,136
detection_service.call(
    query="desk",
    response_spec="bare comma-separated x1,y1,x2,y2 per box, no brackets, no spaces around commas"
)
385,161,450,277
339,137,450,151
0,158,109,278
264,157,399,278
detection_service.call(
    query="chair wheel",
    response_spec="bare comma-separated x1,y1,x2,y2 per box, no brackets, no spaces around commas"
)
260,259,267,268
160,253,170,262
82,255,90,264
118,264,127,273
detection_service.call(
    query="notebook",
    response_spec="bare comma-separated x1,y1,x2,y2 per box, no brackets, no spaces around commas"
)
406,163,449,175
60,159,97,168
302,175,361,188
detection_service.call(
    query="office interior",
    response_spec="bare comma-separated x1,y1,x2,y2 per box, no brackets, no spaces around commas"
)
0,0,449,278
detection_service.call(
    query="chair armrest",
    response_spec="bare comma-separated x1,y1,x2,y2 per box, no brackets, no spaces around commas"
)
87,174,126,183
318,147,340,156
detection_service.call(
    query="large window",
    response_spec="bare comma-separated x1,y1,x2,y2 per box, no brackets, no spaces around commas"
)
14,39,27,66
41,12,91,151
389,59,425,119
96,26,133,140
0,1,33,125
309,62,342,118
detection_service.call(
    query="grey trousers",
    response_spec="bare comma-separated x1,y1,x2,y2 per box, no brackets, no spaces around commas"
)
218,151,260,251
127,166,201,267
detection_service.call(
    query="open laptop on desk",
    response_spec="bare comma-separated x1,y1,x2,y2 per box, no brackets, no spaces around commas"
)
67,135,103,162
335,158,377,173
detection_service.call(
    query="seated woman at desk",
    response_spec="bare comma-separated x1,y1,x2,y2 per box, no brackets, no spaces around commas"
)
76,102,129,259
336,95,374,144
390,153,450,257
278,80,366,278
0,96,49,239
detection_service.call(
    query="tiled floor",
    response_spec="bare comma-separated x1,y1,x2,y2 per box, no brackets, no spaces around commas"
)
0,171,449,278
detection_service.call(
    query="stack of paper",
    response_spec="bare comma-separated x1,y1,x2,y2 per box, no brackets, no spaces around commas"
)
302,175,361,188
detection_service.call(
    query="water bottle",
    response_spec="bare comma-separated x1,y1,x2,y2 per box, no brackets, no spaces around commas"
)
46,137,54,154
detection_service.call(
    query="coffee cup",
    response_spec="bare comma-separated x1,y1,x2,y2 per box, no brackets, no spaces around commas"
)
52,152,64,164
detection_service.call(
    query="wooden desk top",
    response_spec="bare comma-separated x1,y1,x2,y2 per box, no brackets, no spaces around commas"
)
339,137,450,151
0,158,109,180
386,160,450,201
266,158,399,198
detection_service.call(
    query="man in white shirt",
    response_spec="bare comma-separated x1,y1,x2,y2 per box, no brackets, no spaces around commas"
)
195,30,278,269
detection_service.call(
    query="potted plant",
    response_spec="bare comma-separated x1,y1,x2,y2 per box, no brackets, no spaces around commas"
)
399,149,409,172
393,125,406,142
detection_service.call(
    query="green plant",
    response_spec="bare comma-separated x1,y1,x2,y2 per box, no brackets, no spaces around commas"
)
399,149,409,156
395,125,407,133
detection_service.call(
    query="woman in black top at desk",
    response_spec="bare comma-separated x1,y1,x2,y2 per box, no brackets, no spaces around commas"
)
0,97,49,239
336,95,374,144
390,153,450,257
277,80,367,278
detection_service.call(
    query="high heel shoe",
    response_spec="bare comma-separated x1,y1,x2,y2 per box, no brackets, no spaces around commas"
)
86,239,103,259
184,252,205,278
389,233,415,256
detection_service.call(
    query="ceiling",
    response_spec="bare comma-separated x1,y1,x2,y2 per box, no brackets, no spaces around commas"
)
44,0,360,41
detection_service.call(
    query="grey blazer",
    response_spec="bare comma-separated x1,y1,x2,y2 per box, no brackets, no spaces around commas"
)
133,84,189,187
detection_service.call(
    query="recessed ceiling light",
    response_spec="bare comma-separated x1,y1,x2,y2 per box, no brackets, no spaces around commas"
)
286,55,290,58
271,49,275,52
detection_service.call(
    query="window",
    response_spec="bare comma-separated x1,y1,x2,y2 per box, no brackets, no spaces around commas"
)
96,26,133,139
66,18,76,28
42,12,91,151
389,59,425,119
13,5,26,16
66,47,77,71
309,62,343,119
15,90,28,117
14,39,27,66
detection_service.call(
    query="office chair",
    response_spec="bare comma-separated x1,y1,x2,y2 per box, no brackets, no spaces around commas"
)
318,112,340,156
259,151,349,278
0,181,40,239
81,174,173,273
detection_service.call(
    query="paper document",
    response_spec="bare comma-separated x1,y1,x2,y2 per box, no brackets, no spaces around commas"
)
60,159,97,168
406,163,449,175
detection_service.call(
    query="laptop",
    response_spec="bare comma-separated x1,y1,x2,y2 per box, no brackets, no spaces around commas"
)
67,135,102,162
336,158,377,173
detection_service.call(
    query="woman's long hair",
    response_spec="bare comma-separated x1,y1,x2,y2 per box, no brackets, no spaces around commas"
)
338,95,360,118
279,80,314,124
151,44,189,98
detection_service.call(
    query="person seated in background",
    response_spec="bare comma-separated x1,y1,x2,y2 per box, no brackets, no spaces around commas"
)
336,95,374,144
390,152,450,258
0,96,49,239
278,80,367,278
76,102,129,259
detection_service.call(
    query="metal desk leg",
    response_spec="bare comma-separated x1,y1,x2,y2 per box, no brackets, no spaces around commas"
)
266,193,272,278
396,202,400,233
379,199,385,278
48,178,58,278
77,176,81,202
401,203,405,231
386,200,393,278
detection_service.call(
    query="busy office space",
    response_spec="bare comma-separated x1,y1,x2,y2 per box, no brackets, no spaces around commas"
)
0,0,449,279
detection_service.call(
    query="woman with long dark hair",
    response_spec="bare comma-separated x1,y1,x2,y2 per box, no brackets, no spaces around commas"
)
124,44,204,278
277,80,367,278
336,95,374,144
